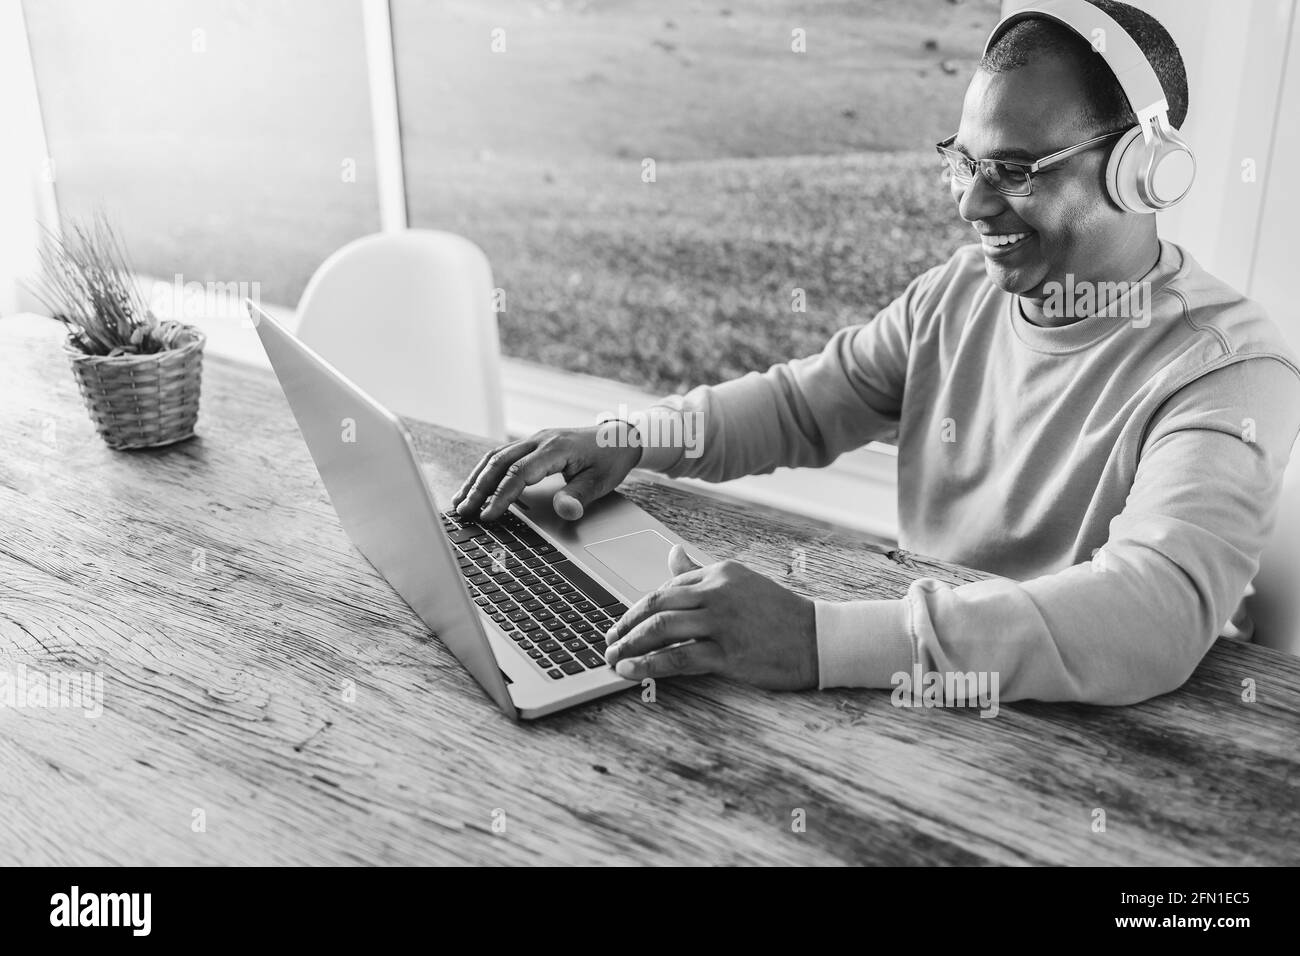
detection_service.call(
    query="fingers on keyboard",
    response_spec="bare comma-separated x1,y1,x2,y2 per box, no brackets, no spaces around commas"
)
484,449,565,520
460,443,531,515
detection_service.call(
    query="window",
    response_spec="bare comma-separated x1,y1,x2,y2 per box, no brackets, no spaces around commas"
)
391,0,996,395
22,0,380,307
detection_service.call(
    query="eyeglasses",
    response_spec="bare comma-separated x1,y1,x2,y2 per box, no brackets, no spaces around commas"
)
935,131,1124,197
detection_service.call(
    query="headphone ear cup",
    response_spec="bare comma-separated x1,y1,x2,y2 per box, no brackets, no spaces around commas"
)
1105,126,1156,214
1147,139,1196,208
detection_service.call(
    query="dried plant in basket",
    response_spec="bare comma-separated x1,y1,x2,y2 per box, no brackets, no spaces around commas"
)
27,213,205,450
32,213,170,354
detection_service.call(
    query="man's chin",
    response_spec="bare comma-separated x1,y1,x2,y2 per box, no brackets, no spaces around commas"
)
983,258,1046,297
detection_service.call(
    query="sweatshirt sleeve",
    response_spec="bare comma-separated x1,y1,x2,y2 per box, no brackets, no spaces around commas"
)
816,356,1300,705
626,263,937,477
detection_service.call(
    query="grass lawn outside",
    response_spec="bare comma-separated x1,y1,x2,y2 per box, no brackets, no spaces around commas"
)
422,151,974,395
391,0,998,394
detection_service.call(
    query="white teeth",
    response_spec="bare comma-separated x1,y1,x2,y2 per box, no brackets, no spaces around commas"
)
981,232,1030,248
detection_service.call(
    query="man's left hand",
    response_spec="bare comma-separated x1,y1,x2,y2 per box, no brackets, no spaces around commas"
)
603,546,818,690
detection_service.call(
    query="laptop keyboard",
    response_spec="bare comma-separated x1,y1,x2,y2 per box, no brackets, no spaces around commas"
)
439,508,629,680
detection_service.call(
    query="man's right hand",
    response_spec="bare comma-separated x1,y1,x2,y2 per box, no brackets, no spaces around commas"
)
451,423,642,523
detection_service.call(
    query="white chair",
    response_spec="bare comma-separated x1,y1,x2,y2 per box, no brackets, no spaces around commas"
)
1248,436,1300,655
295,229,506,440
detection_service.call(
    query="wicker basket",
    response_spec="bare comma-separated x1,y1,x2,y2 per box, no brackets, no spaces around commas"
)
64,321,205,450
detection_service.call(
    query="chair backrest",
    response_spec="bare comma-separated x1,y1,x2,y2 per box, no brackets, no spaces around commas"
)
295,229,506,440
1249,436,1300,655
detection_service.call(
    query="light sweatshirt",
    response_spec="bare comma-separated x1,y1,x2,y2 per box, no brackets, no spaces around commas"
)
628,240,1300,704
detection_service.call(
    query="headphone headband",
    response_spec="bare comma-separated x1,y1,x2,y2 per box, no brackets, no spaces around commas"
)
984,0,1171,139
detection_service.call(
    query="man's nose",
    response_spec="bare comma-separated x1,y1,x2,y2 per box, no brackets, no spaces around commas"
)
957,170,1008,224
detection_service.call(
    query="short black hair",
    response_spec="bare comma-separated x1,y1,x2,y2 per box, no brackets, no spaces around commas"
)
980,0,1188,134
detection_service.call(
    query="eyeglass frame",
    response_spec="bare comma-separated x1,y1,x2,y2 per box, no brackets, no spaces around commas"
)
935,131,1125,196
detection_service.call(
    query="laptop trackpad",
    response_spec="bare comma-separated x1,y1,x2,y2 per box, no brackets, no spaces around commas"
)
583,530,676,593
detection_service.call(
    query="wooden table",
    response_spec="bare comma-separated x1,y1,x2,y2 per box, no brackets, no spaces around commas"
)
2,314,1297,866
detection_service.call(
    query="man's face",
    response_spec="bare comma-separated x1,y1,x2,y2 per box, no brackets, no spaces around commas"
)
951,58,1142,299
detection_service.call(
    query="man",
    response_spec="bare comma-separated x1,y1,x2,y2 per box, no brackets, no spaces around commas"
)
454,0,1300,705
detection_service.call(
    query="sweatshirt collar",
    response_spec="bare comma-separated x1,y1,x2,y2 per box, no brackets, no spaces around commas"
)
1008,240,1185,353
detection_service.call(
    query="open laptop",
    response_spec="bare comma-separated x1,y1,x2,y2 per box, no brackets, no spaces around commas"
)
247,302,713,719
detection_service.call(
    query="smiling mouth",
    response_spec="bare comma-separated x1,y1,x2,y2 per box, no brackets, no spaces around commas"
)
980,231,1033,253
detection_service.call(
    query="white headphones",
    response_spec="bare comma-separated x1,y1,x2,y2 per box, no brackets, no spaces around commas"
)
984,0,1196,214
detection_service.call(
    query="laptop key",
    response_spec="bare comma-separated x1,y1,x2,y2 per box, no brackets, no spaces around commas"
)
607,603,629,617
564,639,586,653
576,650,606,669
572,600,596,613
527,648,544,659
522,556,545,569
539,593,563,605
538,639,561,653
549,561,620,608
560,610,582,624
582,632,607,648
571,621,594,634
509,523,548,547
519,620,540,632
559,660,585,675
547,668,565,680
541,619,567,632
550,650,573,664
448,528,487,544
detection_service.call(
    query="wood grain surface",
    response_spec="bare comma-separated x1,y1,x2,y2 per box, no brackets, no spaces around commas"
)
1,314,1296,866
